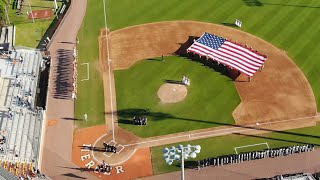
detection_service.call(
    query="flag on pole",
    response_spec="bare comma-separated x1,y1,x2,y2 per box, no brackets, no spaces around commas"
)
187,32,267,76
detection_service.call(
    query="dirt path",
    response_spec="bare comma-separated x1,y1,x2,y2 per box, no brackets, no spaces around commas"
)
41,0,97,179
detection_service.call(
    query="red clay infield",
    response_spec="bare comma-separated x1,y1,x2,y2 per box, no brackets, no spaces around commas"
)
72,125,153,180
28,9,54,19
95,21,318,179
105,20,316,126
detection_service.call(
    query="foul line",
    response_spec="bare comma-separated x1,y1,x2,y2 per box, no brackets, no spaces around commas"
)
123,114,320,147
91,133,136,166
102,0,115,142
123,126,241,147
234,142,269,154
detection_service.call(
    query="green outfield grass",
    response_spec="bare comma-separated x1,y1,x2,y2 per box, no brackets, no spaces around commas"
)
74,0,106,128
76,0,320,132
114,56,240,137
105,0,320,111
151,122,320,174
7,0,62,47
74,0,320,173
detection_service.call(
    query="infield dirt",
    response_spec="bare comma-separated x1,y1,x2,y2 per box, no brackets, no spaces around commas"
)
101,20,316,126
93,20,318,179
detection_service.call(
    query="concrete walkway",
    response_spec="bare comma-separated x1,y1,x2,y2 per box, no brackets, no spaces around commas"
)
41,0,97,179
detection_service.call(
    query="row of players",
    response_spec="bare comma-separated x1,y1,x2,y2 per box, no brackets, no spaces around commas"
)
94,161,111,175
197,144,315,169
103,142,117,153
132,116,147,126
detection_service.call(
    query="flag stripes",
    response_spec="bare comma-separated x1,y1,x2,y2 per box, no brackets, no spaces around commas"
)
187,32,267,77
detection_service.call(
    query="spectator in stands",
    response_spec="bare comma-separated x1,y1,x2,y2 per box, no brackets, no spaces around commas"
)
19,55,23,63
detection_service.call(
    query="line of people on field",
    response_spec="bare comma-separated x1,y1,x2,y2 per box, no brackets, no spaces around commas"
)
72,46,78,99
197,144,315,170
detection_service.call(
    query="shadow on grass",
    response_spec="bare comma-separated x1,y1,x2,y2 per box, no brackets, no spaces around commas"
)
116,119,132,125
164,79,184,85
221,22,238,27
109,108,320,144
147,58,163,61
243,0,263,6
178,161,199,170
243,0,320,8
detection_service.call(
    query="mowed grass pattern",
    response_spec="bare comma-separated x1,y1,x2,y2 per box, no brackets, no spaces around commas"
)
73,0,320,174
106,0,320,111
115,56,240,137
76,0,320,128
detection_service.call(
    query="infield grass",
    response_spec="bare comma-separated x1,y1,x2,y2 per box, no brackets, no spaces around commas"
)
115,56,240,137
76,0,320,131
152,122,320,174
106,0,320,111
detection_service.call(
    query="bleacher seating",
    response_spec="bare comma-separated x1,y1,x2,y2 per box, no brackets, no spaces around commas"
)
0,26,15,50
0,48,44,178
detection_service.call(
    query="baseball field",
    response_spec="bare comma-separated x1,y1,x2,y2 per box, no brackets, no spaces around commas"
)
6,0,62,47
74,0,320,177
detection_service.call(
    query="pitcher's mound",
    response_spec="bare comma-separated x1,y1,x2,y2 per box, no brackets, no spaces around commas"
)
157,83,187,103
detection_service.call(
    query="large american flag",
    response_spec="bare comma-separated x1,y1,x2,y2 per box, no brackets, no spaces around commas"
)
187,32,267,77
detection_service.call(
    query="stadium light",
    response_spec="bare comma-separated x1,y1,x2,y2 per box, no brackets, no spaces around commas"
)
163,144,201,180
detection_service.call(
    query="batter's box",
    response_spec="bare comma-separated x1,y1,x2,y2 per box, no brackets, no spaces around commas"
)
116,144,124,154
103,152,114,158
108,140,117,146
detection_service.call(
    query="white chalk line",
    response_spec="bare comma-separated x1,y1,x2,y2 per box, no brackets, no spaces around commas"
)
80,63,89,81
91,133,107,164
103,0,116,143
123,114,320,147
123,127,241,147
234,142,269,154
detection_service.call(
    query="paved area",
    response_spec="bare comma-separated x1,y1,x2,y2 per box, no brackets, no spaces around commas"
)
41,0,97,179
140,149,320,180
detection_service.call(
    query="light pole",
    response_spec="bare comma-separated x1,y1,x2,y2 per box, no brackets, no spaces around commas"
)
163,144,201,180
